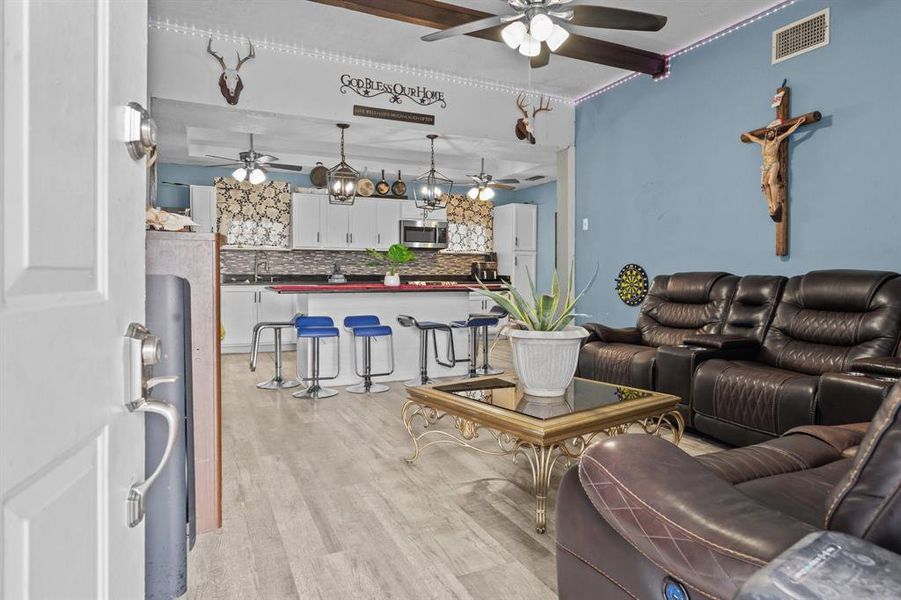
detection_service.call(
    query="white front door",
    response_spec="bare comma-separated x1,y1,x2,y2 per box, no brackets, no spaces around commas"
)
1,1,149,598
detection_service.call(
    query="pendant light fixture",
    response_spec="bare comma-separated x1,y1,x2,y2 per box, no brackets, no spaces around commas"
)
326,123,359,205
413,134,453,212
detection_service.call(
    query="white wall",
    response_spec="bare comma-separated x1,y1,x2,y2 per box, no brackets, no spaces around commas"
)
149,28,574,149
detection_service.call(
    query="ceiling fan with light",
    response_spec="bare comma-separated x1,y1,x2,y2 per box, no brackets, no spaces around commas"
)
467,158,515,201
205,133,304,185
309,0,668,74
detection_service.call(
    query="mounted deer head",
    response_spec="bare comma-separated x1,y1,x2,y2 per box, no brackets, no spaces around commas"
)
514,93,553,145
206,38,255,105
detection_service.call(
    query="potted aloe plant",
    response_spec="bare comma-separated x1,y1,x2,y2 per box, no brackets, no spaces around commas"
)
366,243,415,286
476,265,597,397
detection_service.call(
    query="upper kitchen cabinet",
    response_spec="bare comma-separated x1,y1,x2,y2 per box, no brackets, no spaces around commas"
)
293,191,401,250
190,185,217,233
400,202,446,222
291,192,324,248
494,203,537,253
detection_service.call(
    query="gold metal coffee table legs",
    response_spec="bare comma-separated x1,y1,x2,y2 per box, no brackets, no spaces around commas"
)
402,400,685,533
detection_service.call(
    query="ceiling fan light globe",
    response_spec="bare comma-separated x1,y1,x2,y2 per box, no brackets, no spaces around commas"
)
501,21,527,49
481,187,495,201
467,187,479,200
248,168,266,185
232,167,247,181
546,24,570,52
529,13,554,42
518,33,541,57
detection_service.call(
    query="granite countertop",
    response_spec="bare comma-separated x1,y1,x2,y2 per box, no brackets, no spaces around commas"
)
268,282,505,294
222,274,505,286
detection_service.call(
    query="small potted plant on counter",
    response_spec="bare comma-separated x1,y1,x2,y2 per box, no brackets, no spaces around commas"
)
366,243,415,286
476,265,597,397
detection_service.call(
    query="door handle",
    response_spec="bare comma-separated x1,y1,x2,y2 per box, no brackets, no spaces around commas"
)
126,397,181,528
378,233,381,244
515,236,519,247
317,232,320,243
123,322,182,528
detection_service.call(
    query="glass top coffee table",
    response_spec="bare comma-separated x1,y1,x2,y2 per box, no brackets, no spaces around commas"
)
403,376,683,533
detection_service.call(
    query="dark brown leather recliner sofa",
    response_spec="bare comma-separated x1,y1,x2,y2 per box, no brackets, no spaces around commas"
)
556,382,901,600
580,270,901,446
688,270,901,446
578,272,739,391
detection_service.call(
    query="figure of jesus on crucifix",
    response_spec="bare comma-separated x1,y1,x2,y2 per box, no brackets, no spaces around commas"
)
744,118,805,222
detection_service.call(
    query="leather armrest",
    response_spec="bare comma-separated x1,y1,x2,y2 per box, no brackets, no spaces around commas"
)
849,356,901,379
581,323,643,345
579,436,816,599
682,333,760,350
783,423,868,453
816,372,894,425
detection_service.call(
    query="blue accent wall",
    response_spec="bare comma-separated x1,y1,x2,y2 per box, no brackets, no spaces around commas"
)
156,163,312,208
496,182,558,291
575,0,901,327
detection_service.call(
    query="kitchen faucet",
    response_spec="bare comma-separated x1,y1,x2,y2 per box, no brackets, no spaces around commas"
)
253,252,270,283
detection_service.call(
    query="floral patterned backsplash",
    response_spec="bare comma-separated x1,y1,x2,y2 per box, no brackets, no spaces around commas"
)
215,177,291,248
445,194,493,253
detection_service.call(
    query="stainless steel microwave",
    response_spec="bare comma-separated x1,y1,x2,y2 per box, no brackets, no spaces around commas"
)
399,219,448,249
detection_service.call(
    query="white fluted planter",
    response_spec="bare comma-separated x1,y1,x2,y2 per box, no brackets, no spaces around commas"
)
506,326,589,397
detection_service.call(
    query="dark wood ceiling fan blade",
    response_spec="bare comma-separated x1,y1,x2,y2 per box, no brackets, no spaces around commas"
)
569,5,667,31
205,162,241,168
489,182,515,190
530,44,551,69
556,33,666,76
268,164,304,172
495,178,520,184
421,14,505,41
206,154,240,161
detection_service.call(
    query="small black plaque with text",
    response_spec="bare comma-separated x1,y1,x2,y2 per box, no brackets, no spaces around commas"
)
353,105,435,126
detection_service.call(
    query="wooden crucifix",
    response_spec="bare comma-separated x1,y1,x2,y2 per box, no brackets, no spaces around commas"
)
741,86,821,256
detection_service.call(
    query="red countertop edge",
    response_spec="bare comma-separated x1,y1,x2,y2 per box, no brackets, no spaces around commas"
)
269,283,506,294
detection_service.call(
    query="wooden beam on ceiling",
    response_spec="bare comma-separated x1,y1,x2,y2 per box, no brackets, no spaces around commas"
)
308,0,667,77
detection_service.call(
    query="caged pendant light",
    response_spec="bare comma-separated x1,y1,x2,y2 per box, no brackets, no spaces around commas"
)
413,134,453,212
327,123,359,205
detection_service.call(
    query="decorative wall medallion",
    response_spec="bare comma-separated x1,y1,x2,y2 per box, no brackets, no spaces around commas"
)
615,264,649,306
215,177,291,248
340,74,447,108
445,195,493,253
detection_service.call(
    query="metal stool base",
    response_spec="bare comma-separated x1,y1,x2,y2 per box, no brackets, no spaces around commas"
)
474,366,504,376
405,377,435,387
257,377,302,390
292,385,338,399
346,382,390,394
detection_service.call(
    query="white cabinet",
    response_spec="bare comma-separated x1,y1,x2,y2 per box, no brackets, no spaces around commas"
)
323,202,351,248
190,185,217,233
375,200,401,249
494,203,538,297
292,193,323,248
400,202,446,222
221,286,296,353
348,200,378,248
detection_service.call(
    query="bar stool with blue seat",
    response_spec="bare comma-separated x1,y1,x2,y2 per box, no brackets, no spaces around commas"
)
292,316,340,399
396,315,461,386
450,304,509,378
343,315,395,394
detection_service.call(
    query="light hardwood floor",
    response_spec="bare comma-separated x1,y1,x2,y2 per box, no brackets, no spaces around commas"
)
188,342,721,600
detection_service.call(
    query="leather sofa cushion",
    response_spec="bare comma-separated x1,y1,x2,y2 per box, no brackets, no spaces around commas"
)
736,459,852,527
577,342,656,390
720,275,786,342
694,359,818,438
825,383,901,553
759,271,901,375
638,272,738,348
696,427,858,485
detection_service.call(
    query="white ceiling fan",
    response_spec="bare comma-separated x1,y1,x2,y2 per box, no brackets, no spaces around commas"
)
205,133,304,184
467,158,515,201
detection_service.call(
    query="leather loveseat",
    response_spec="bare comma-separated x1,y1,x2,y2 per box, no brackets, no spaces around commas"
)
556,382,901,600
579,269,901,446
578,272,738,391
689,270,901,446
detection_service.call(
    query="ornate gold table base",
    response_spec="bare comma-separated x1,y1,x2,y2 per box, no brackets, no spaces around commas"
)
401,400,685,534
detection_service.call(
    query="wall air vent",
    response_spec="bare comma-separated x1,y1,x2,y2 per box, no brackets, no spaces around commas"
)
772,8,829,64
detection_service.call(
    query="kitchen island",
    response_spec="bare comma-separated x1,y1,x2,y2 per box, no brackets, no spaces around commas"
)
271,282,505,386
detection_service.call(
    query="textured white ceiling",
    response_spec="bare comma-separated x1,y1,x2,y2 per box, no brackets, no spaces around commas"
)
149,0,781,98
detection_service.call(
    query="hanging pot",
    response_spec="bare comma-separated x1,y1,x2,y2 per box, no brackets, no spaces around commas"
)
375,169,391,196
391,170,406,197
357,167,374,197
309,162,328,188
